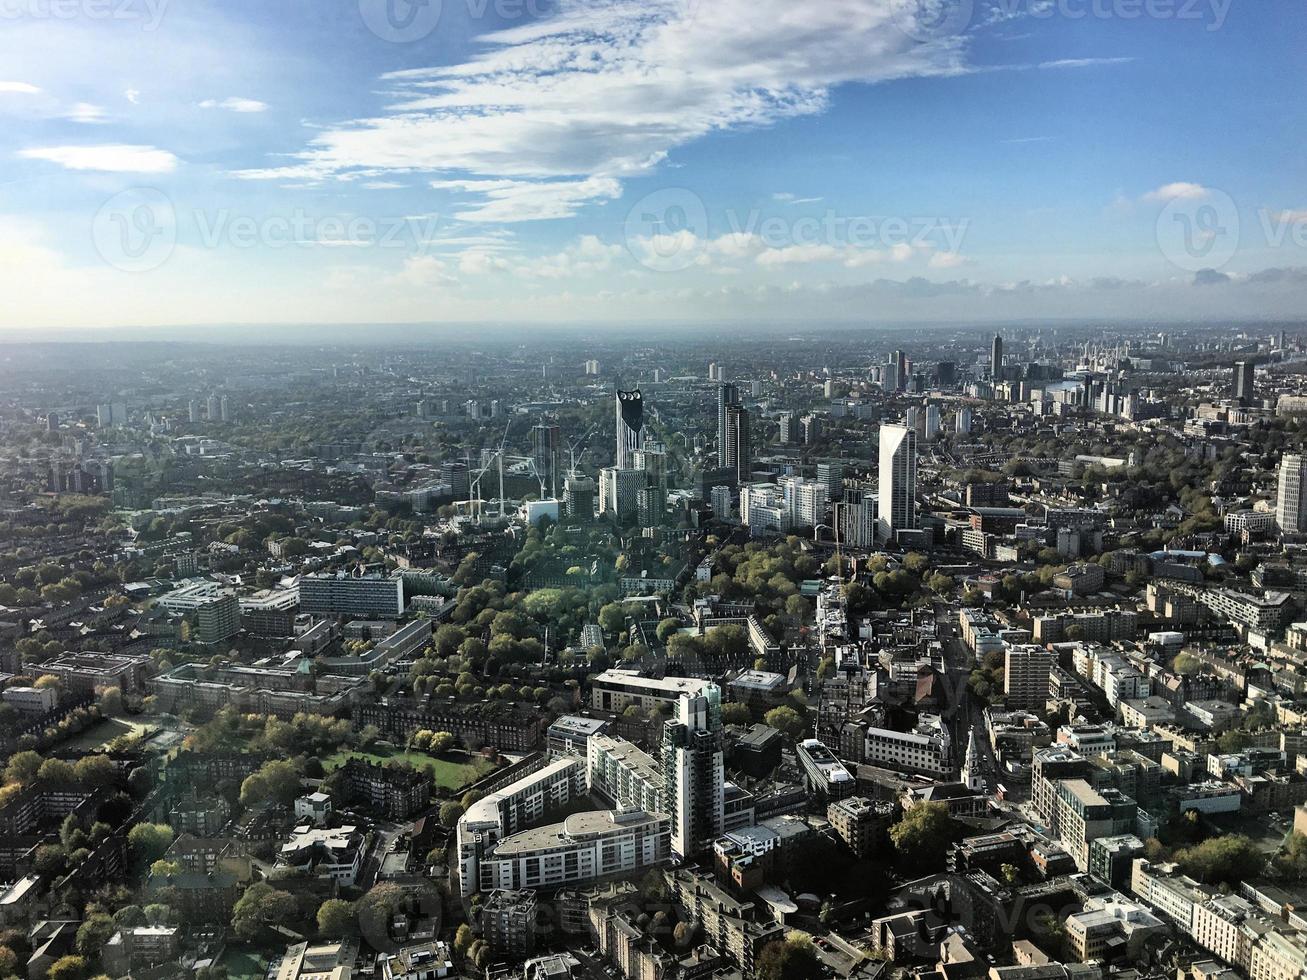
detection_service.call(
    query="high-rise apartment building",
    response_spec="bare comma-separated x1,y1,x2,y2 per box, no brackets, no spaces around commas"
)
991,333,1004,381
723,404,751,483
816,462,844,500
1005,644,1054,709
710,486,733,521
782,477,828,529
877,423,917,543
1278,454,1307,535
599,467,645,525
662,686,725,859
778,411,796,444
615,390,644,469
717,383,740,462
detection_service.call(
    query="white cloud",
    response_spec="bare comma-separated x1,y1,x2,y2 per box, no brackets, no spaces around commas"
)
17,144,179,173
199,96,269,113
233,0,967,220
65,102,107,124
0,81,41,95
1038,57,1134,70
1143,182,1209,202
929,251,968,269
431,176,622,222
125,89,141,105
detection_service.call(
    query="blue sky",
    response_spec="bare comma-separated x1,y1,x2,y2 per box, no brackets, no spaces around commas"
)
1,0,1304,329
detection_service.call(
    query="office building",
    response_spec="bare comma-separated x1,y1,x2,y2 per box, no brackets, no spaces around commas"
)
1278,453,1307,535
992,333,1004,380
1234,360,1256,406
796,738,854,800
563,475,595,523
827,796,893,858
662,685,725,859
195,593,240,645
531,424,561,497
816,462,844,499
442,460,470,500
298,573,404,618
877,423,917,542
615,390,644,469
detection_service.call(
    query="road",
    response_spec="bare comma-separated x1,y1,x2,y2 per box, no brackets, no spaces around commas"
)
934,600,1001,793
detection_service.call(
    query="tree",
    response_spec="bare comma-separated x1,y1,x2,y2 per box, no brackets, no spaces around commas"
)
756,933,820,980
73,755,116,789
37,758,76,788
890,803,955,871
47,956,87,980
75,916,115,958
1174,835,1265,885
721,702,752,726
656,618,681,644
232,882,297,941
454,924,474,956
763,706,806,740
0,946,17,978
3,750,41,787
439,802,465,828
127,823,175,865
317,899,355,938
240,759,302,809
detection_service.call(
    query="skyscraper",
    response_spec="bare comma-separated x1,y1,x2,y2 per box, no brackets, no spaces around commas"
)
991,333,1004,382
615,389,644,469
1277,454,1307,535
717,383,739,462
778,411,796,444
662,686,724,859
1233,360,1255,406
723,403,750,483
531,423,561,497
563,474,595,523
877,423,917,543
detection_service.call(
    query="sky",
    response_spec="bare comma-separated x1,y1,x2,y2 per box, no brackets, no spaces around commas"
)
1,0,1305,331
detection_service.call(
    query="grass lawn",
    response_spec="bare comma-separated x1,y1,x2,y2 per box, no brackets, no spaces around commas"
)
323,745,497,790
58,716,150,752
218,947,269,980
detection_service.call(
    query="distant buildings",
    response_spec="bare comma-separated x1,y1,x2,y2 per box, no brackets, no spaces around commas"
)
298,572,404,618
1278,453,1307,535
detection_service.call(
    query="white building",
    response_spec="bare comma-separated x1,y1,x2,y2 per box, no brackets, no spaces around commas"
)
877,423,917,542
1278,453,1307,534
